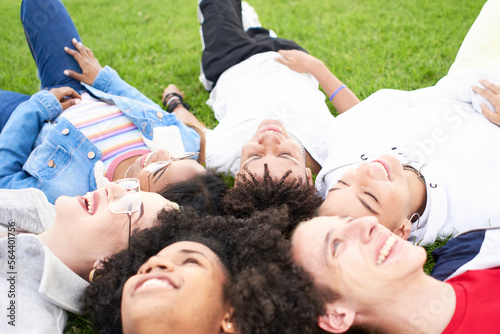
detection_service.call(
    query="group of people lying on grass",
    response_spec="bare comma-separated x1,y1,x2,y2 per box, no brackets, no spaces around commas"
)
1,0,500,333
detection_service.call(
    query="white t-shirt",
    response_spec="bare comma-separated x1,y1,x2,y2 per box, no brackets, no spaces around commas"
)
204,51,336,175
316,69,500,245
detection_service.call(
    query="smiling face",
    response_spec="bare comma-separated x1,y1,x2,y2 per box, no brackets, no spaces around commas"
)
51,182,177,262
319,154,415,237
126,149,206,193
237,119,312,186
120,241,233,334
291,216,426,331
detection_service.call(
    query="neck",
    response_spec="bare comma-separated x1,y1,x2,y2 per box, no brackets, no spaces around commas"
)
38,229,93,281
404,170,427,217
304,150,321,175
364,274,455,334
113,155,140,180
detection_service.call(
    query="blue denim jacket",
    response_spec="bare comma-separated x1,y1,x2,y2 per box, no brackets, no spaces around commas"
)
0,66,200,204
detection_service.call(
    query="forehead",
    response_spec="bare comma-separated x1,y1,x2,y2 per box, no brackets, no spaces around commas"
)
319,188,368,217
159,160,205,183
158,241,218,257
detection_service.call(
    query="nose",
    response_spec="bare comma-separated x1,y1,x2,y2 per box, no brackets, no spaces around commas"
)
152,149,172,163
138,256,174,275
345,216,379,243
105,182,127,200
258,131,281,145
353,162,374,183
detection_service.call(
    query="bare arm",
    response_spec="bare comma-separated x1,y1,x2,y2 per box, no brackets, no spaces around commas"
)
162,84,207,130
276,50,360,114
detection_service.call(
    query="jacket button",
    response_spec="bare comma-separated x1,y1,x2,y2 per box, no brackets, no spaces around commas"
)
87,151,96,159
156,111,163,119
48,160,55,168
62,128,70,135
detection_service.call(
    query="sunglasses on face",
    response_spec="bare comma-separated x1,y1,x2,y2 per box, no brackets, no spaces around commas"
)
109,178,142,252
145,152,198,191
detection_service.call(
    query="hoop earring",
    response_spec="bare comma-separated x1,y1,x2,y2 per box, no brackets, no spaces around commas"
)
89,268,96,282
409,212,420,230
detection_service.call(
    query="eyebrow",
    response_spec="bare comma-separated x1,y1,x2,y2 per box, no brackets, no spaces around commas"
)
179,249,209,259
241,154,299,169
323,229,333,267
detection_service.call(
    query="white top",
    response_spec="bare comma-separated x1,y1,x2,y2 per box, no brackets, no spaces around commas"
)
0,234,88,334
204,51,336,175
316,69,500,245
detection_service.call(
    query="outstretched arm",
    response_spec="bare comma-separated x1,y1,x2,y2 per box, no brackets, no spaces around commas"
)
162,84,207,130
276,50,360,114
472,79,500,126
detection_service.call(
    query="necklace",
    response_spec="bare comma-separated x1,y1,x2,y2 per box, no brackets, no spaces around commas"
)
402,164,426,185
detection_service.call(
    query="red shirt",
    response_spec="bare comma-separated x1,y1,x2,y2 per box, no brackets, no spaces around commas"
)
443,268,500,333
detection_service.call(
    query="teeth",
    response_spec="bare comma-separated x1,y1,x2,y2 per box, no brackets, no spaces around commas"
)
140,278,174,290
82,193,94,214
377,235,397,265
371,162,389,180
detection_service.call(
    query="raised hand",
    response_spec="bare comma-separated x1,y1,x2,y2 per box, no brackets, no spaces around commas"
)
472,79,500,126
63,38,103,85
48,86,81,111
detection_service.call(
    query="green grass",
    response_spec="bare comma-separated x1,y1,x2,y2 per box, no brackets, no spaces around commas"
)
0,0,486,332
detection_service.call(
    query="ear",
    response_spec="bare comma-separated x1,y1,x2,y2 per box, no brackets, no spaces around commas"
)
221,307,236,333
306,167,313,186
318,303,356,333
395,219,411,240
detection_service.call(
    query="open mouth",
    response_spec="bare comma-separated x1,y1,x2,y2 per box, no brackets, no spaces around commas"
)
134,276,178,294
79,192,98,215
259,126,284,135
376,234,397,265
371,160,390,181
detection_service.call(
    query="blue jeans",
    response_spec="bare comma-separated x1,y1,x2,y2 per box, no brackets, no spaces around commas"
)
1,0,86,131
21,0,85,92
0,91,30,132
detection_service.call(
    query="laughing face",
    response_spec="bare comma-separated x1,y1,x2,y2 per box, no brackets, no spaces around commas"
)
52,182,176,261
292,216,426,312
120,241,233,334
319,154,414,237
126,149,206,193
237,119,313,185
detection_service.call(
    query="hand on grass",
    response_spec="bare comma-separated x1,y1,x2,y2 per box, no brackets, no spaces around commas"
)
472,79,500,126
49,86,81,111
276,49,322,74
64,38,103,85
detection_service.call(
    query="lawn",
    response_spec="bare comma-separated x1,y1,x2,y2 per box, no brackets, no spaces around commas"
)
0,0,487,332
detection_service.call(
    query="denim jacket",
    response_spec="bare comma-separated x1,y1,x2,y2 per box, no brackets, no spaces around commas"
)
0,66,200,204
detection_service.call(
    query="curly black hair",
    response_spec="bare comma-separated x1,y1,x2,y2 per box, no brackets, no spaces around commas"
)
159,170,228,216
223,164,323,235
82,208,325,334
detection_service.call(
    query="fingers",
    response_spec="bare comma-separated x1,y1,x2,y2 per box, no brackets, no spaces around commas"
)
479,79,500,94
60,98,82,111
72,38,89,58
480,104,500,126
49,86,81,100
472,79,500,127
63,69,84,82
